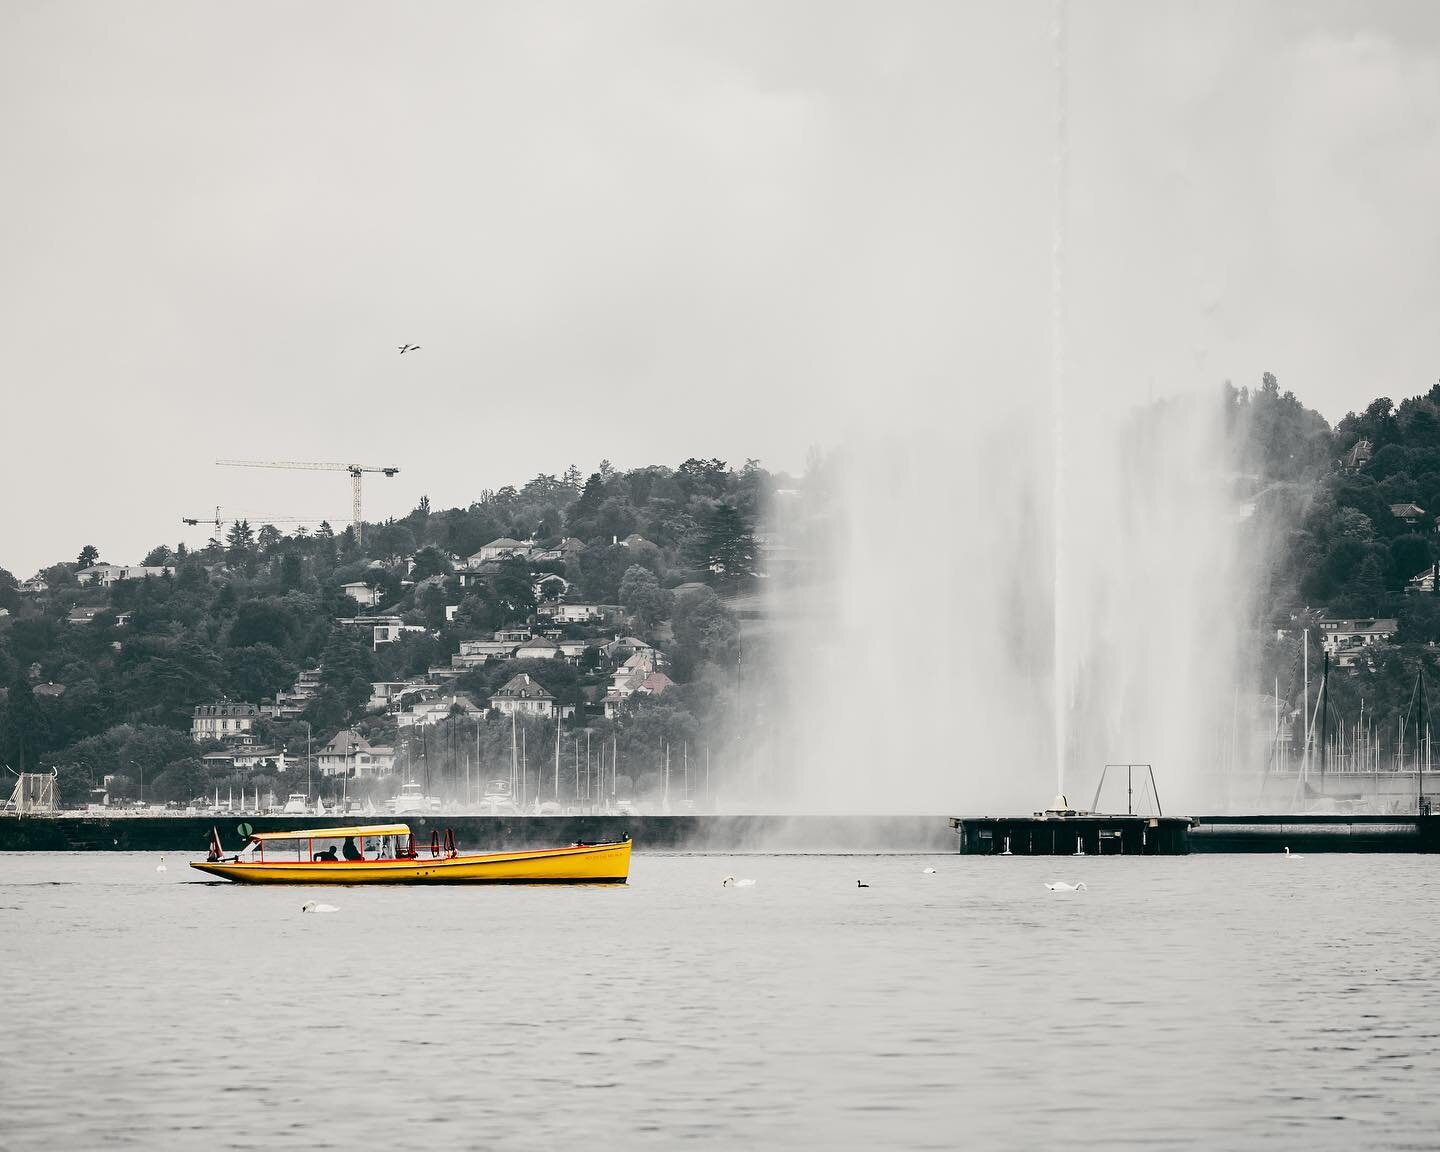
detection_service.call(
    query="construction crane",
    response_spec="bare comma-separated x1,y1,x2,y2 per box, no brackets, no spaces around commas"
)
180,507,340,531
215,460,401,545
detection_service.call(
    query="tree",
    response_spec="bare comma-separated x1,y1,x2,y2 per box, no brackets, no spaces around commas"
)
692,502,757,588
618,564,668,629
0,676,49,771
225,520,255,570
77,544,99,569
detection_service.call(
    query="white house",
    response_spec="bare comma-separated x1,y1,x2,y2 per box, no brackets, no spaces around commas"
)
494,626,531,644
396,694,483,728
469,538,531,565
532,573,570,600
77,564,175,586
191,702,259,744
516,636,560,660
557,639,588,661
336,616,427,648
339,581,381,607
1317,617,1398,667
20,574,48,594
604,669,674,718
317,730,395,777
488,673,556,718
538,603,604,623
450,640,520,669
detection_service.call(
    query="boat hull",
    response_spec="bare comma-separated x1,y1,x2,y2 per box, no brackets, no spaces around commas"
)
190,839,631,885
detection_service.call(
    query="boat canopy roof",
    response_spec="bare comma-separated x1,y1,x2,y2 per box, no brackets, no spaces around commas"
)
249,823,412,842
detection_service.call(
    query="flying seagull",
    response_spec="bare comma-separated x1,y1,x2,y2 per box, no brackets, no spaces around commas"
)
399,344,421,354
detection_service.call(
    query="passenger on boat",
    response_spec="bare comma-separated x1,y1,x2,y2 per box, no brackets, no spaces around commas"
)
314,845,339,862
342,837,362,861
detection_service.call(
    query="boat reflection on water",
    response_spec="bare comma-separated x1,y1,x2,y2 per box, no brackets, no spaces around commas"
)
191,823,631,884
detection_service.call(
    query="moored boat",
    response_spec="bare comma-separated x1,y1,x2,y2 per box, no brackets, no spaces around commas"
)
190,823,631,884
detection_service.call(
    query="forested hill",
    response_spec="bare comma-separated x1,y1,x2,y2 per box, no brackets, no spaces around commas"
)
9,379,1440,807
0,458,778,806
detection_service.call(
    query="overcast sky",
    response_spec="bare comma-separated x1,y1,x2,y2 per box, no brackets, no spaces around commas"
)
4,0,1440,576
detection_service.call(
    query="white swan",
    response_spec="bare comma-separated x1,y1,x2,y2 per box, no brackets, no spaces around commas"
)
301,901,339,913
922,867,937,874
1045,881,1087,892
722,876,755,887
1284,846,1304,860
155,858,167,873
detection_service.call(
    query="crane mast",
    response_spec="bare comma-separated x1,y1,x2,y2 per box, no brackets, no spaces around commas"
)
215,460,400,545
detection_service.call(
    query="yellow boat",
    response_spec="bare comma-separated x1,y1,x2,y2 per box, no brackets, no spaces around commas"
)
190,823,631,885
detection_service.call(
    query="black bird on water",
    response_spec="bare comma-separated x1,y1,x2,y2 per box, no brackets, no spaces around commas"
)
857,881,869,888
399,344,421,354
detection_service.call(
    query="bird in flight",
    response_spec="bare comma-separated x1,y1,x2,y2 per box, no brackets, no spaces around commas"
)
399,344,421,354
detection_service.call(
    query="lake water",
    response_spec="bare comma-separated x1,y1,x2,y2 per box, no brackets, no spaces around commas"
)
2,852,1436,1150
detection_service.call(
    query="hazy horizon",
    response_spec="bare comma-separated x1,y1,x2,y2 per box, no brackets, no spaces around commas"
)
6,0,1440,578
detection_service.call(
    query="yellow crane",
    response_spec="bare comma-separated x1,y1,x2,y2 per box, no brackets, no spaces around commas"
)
215,461,401,545
180,507,340,531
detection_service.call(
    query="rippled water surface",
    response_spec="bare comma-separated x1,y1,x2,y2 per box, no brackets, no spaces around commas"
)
2,852,1437,1150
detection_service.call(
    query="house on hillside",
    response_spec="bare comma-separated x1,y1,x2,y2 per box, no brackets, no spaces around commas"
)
77,563,175,586
260,667,322,720
396,694,483,729
469,538,531,565
451,640,520,669
191,701,259,744
602,636,655,663
1317,617,1398,667
339,581,381,607
336,615,427,648
557,639,588,662
530,538,588,562
495,626,531,644
1391,503,1427,528
1343,439,1373,470
603,666,673,718
488,674,556,719
538,602,603,623
516,636,560,660
66,607,104,626
317,730,395,777
20,575,48,594
532,573,570,601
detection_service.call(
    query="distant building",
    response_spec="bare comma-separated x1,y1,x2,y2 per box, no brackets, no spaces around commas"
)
261,667,322,720
1390,503,1427,528
66,607,104,626
450,640,520,669
336,615,427,647
532,573,570,600
538,603,604,623
604,666,674,719
339,581,381,607
76,564,174,586
469,538,530,565
1317,617,1398,667
317,730,395,777
488,673,556,719
396,694,483,729
602,636,655,663
494,626,532,644
516,636,560,660
557,639,589,662
192,702,259,744
20,575,48,594
530,538,588,562
1343,439,1373,470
